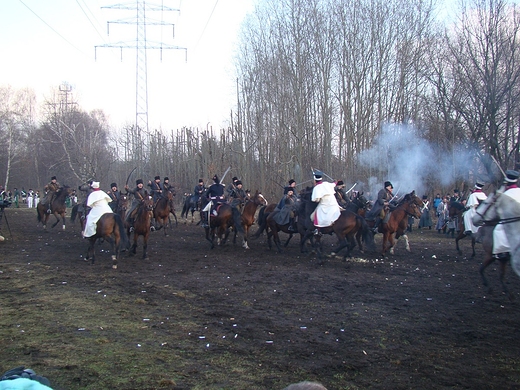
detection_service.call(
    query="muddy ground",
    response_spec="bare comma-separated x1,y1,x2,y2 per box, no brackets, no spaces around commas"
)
0,207,519,390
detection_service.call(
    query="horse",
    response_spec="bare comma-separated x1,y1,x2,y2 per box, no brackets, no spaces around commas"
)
448,201,478,257
85,213,130,269
70,203,88,231
369,191,424,255
202,199,245,249
181,193,200,223
473,191,520,299
153,190,178,235
232,190,268,249
129,195,154,259
37,186,75,230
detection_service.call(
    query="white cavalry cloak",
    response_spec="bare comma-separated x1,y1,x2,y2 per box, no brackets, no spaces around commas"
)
493,187,520,254
83,190,113,238
310,181,341,227
463,190,487,234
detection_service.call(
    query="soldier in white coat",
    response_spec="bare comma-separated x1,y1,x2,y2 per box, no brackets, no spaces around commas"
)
463,181,487,235
492,170,520,259
82,182,113,238
310,171,341,235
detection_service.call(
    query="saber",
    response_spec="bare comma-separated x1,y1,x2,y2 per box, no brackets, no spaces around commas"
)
491,155,506,177
297,178,315,187
345,182,357,194
125,167,137,187
220,166,231,183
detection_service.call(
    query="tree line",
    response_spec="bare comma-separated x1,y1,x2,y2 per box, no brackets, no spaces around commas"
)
0,0,519,203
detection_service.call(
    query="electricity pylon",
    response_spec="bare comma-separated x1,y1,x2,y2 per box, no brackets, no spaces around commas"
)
95,1,187,133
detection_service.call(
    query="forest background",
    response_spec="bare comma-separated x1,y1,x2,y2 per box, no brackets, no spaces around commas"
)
1,0,519,203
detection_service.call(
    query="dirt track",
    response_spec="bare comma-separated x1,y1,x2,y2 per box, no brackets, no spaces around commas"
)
1,207,519,390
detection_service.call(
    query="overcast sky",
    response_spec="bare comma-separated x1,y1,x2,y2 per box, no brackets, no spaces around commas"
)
0,0,254,131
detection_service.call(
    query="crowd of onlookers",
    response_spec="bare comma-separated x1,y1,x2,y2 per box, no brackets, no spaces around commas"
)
0,187,41,208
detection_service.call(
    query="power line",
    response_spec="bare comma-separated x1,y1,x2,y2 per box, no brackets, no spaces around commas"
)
18,0,88,56
194,0,219,49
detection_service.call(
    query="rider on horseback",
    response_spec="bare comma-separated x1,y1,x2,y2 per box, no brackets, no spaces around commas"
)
274,186,299,232
148,176,163,203
162,177,175,194
310,171,341,236
334,180,349,208
201,174,225,228
463,181,487,237
228,180,247,211
83,181,113,238
42,176,61,214
193,179,205,207
125,179,151,232
367,181,395,234
492,170,520,260
107,182,120,212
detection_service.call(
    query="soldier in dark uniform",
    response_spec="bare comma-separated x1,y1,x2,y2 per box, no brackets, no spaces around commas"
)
201,175,225,228
367,181,395,233
42,176,62,213
125,179,149,232
107,182,120,212
148,176,163,203
162,177,175,194
228,180,247,210
274,187,299,231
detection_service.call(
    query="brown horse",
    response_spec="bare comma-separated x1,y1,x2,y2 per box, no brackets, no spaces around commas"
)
115,193,129,222
153,190,178,235
371,191,424,255
181,193,201,223
37,186,75,230
85,213,130,269
202,200,245,249
129,195,154,259
233,190,268,249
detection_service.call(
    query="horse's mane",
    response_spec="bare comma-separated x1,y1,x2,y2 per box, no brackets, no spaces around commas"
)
450,201,465,211
56,186,71,199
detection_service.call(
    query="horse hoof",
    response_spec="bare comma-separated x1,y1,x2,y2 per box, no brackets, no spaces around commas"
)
112,264,118,269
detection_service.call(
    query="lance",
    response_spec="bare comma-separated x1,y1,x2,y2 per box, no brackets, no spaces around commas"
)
297,178,315,187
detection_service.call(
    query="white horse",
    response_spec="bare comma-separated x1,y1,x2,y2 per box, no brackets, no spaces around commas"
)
473,191,520,278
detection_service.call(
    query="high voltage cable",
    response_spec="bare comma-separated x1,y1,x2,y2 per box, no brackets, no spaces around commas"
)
194,0,219,49
18,0,88,57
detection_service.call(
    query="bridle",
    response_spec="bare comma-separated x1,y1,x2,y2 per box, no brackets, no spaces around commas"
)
475,192,520,225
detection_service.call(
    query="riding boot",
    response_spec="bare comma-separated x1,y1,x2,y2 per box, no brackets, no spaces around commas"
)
288,217,296,232
372,218,380,234
313,227,322,236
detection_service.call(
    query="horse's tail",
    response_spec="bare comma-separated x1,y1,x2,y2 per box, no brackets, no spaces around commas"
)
232,207,245,234
70,204,78,222
115,214,130,250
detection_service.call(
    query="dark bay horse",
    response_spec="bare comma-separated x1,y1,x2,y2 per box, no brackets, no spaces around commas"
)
129,195,154,259
153,190,178,235
203,200,245,249
37,186,74,230
85,213,130,269
448,201,478,257
233,190,268,249
370,191,423,255
181,193,200,223
70,203,88,231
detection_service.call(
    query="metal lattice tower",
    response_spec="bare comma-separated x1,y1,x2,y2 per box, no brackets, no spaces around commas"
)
95,1,187,133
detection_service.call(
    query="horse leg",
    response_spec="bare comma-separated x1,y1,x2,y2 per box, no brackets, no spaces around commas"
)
497,256,514,301
51,213,61,229
471,236,476,258
273,230,283,253
283,233,293,248
455,232,466,255
86,238,96,264
241,227,250,250
142,234,149,260
479,255,495,294
131,233,138,255
403,234,410,252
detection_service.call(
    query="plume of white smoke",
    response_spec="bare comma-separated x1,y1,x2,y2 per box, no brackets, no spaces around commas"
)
358,123,478,197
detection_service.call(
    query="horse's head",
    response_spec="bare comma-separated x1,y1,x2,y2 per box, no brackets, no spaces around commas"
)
118,194,128,212
251,190,268,206
448,201,465,219
352,191,370,211
399,190,423,219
